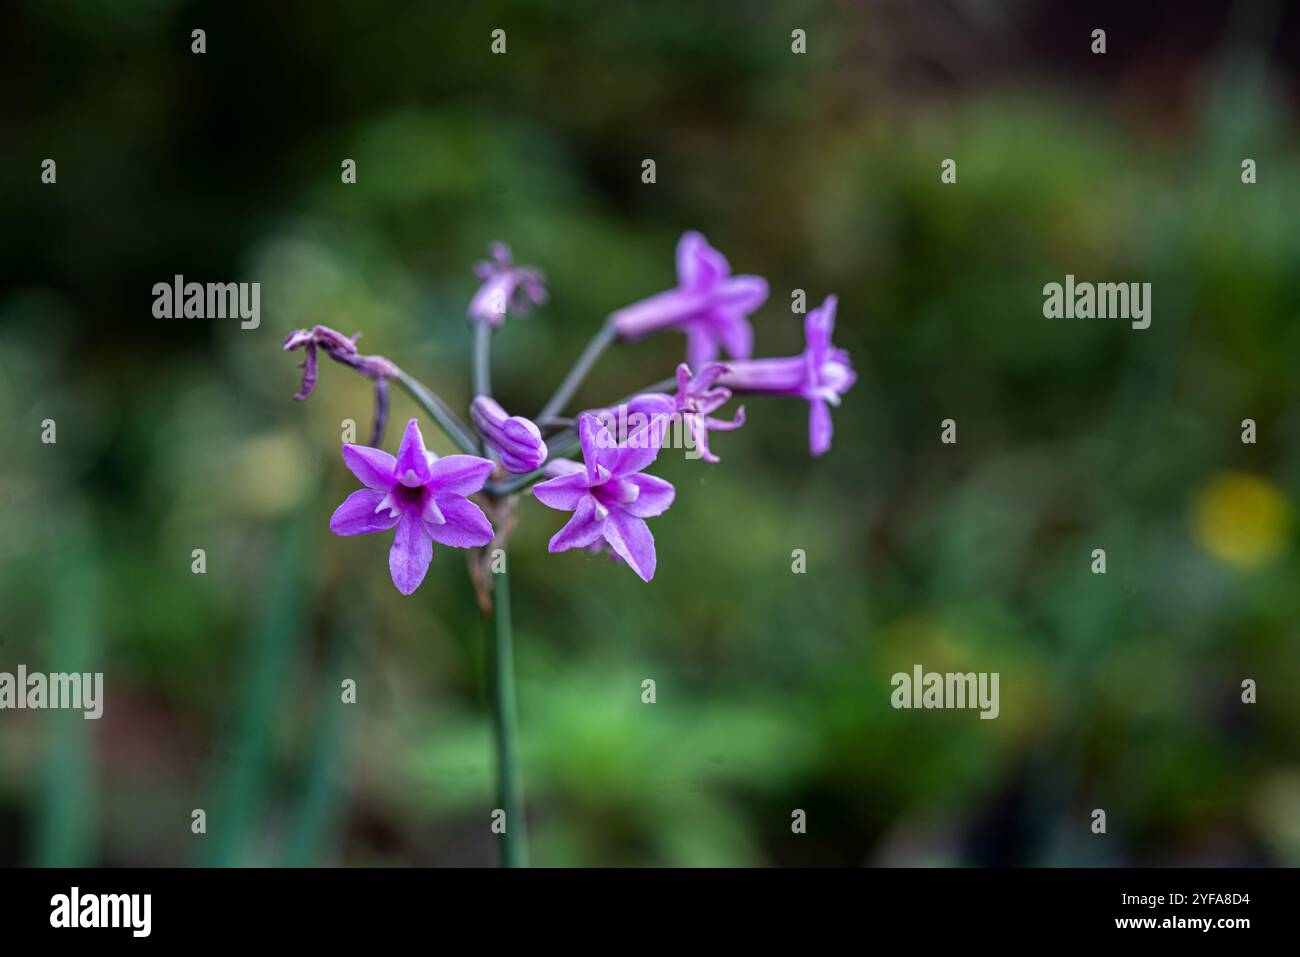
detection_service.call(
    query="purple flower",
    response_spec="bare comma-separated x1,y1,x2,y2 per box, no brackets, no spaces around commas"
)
716,295,855,457
531,414,676,582
330,419,495,595
283,325,398,401
616,363,745,463
284,325,401,446
609,231,768,370
467,242,548,328
470,395,548,473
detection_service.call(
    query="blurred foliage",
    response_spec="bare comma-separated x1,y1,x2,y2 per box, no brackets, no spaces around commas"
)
2,0,1300,865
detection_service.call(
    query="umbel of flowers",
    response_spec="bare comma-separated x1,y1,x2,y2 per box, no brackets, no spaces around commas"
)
284,232,855,590
281,232,855,864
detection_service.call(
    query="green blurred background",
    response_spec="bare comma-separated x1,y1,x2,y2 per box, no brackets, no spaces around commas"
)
3,0,1300,866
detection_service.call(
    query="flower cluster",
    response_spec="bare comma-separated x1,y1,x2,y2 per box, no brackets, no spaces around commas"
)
286,232,855,593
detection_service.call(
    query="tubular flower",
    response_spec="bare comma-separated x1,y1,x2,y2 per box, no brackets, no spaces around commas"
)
716,295,855,456
609,231,768,369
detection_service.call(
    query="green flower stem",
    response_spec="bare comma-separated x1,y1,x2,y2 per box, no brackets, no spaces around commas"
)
34,515,99,866
536,319,618,422
490,553,528,867
394,369,479,454
473,322,493,401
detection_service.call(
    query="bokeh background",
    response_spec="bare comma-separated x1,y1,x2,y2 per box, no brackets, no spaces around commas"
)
3,0,1300,866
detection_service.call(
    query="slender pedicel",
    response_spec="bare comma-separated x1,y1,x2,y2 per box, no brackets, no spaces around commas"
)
536,319,619,423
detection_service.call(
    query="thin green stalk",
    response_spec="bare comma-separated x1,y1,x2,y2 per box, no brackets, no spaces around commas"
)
206,501,315,866
536,320,618,422
33,513,99,866
473,322,493,400
283,601,358,867
394,369,479,454
490,554,528,867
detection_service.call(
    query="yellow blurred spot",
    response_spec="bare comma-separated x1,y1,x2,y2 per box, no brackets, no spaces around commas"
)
1253,769,1300,863
1192,472,1292,568
226,432,312,517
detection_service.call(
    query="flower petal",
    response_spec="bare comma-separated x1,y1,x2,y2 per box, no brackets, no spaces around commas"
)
394,419,433,487
711,308,754,361
548,496,608,553
704,404,746,431
714,274,769,314
612,428,662,477
389,511,433,595
329,488,401,536
688,416,719,463
543,458,586,478
809,398,833,457
622,474,675,518
685,324,722,372
602,510,657,581
805,294,837,361
609,288,700,340
426,454,495,495
579,414,617,481
676,230,730,289
468,274,510,326
427,494,494,548
623,392,677,421
618,396,676,451
292,341,318,400
689,362,729,392
532,471,591,510
342,444,397,489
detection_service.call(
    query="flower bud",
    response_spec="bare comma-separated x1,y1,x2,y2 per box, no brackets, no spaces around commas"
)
470,396,548,473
